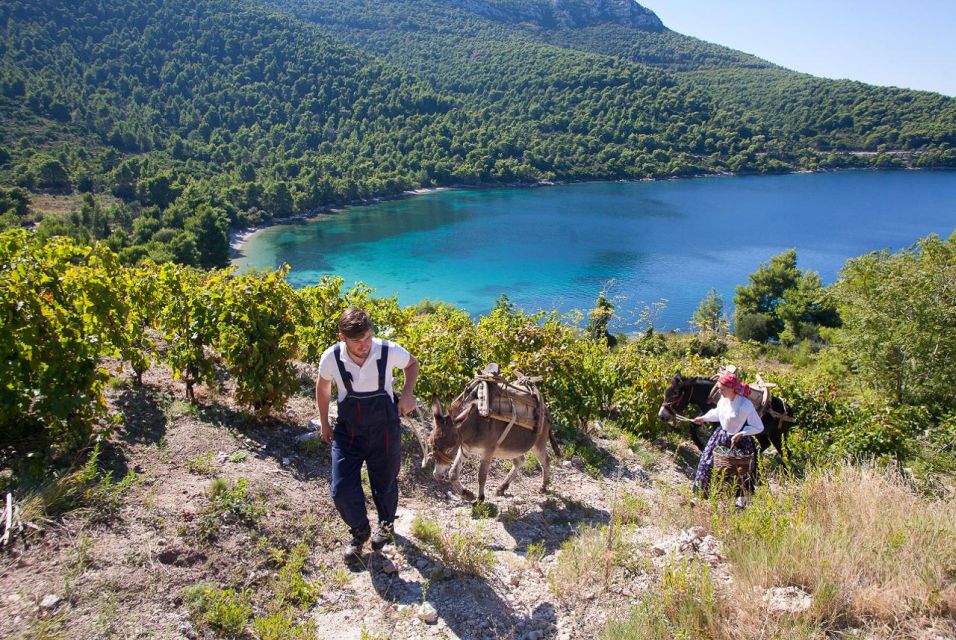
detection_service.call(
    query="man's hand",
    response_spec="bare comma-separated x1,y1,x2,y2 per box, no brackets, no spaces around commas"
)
731,432,743,447
398,393,416,417
316,375,333,444
398,355,419,417
693,416,705,425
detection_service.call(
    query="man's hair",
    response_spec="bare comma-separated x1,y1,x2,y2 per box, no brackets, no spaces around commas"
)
338,307,372,339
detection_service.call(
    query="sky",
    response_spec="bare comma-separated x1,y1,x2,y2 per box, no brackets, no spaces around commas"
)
640,1,956,97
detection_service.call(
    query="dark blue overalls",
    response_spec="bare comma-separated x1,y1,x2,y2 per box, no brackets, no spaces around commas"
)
330,343,402,539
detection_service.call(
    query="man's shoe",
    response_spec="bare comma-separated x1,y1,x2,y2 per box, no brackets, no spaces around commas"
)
370,522,394,551
344,528,370,563
343,540,363,563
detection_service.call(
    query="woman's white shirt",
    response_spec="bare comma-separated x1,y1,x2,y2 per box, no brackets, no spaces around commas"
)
700,394,764,436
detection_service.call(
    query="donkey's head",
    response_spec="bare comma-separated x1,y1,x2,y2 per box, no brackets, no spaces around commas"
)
427,396,461,480
658,371,690,423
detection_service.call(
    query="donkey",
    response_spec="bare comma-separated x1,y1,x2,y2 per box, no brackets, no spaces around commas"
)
425,397,561,503
658,372,792,457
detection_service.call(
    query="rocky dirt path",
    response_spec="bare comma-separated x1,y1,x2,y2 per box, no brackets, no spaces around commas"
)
1,363,723,640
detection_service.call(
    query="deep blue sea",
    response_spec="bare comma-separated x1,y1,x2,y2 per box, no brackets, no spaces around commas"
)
233,170,956,331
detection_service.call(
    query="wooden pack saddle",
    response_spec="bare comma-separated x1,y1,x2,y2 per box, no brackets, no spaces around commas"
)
453,364,547,433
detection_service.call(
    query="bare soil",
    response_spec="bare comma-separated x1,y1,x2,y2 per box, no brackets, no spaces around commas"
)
0,361,715,640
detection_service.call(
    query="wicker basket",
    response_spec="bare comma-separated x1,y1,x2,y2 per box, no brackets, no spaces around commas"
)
713,446,754,485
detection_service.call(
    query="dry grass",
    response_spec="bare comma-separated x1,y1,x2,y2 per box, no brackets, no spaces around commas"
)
614,463,956,639
548,523,631,602
721,465,956,628
603,558,722,640
27,192,121,216
410,512,495,577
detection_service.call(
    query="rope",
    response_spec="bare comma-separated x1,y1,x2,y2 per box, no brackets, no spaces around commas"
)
671,413,699,424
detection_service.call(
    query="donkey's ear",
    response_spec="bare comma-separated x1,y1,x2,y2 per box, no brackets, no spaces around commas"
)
673,370,683,382
431,396,444,418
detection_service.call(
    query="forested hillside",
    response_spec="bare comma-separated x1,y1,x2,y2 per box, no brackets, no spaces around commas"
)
1,0,955,268
270,0,956,162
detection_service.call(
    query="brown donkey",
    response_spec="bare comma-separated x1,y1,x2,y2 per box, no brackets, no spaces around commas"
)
425,396,560,502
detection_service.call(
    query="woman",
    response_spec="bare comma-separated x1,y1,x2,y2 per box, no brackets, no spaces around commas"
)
692,370,764,498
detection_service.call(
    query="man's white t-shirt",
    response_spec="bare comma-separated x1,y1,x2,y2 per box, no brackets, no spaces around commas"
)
318,338,411,402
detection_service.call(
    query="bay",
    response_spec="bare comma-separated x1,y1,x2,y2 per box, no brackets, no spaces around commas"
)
233,170,956,331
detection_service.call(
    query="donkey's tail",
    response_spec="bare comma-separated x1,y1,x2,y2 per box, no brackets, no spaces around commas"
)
549,429,562,460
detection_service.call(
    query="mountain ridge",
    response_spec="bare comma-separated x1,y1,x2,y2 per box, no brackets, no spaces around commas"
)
445,0,666,30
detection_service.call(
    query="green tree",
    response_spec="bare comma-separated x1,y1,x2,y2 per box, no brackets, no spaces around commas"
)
733,248,837,343
27,155,71,192
586,291,617,346
831,232,956,408
776,271,839,344
185,204,230,269
734,249,801,337
0,186,29,229
691,288,728,334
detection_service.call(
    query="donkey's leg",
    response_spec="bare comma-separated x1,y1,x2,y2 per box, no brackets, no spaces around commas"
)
768,424,788,469
534,439,550,493
495,455,524,496
448,449,474,502
756,432,771,453
476,454,494,502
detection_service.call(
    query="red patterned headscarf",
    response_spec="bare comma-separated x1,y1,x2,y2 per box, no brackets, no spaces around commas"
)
719,371,751,398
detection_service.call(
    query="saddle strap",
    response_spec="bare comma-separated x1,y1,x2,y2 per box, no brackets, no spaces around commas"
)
494,397,519,451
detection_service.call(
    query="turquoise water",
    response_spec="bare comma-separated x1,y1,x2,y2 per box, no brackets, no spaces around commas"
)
233,170,956,330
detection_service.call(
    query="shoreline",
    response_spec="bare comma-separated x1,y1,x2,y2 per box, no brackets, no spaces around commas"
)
229,187,448,259
229,165,946,261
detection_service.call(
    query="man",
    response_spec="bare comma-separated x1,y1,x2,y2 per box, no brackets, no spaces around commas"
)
316,307,419,563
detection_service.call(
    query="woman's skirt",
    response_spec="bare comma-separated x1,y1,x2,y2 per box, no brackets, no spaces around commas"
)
693,428,758,496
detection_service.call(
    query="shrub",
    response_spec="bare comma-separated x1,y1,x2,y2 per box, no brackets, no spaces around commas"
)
251,611,316,640
612,491,649,527
524,540,546,567
830,232,956,408
213,266,304,413
400,305,481,403
0,231,126,461
272,543,321,609
183,584,251,638
734,311,771,343
685,332,728,358
197,478,263,541
155,263,221,402
184,451,217,476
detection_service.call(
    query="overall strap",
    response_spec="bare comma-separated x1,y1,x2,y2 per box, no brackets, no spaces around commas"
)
377,342,389,391
332,344,354,394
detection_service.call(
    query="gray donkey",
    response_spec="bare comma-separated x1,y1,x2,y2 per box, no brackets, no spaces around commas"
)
424,394,561,503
